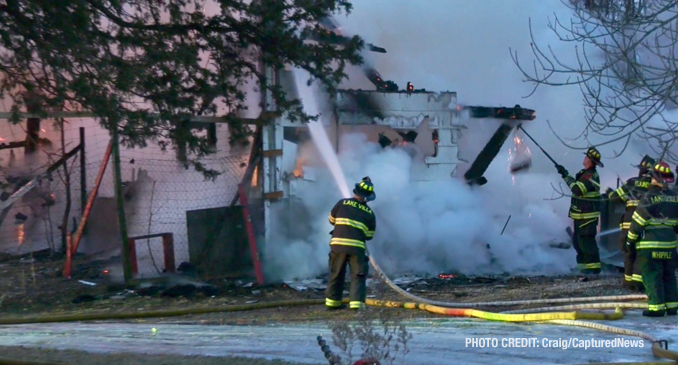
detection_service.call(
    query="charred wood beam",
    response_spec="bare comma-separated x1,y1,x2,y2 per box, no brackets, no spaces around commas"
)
464,123,514,186
45,144,82,175
0,141,26,150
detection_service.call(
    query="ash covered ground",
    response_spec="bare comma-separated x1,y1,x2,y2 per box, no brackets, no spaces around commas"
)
0,249,635,322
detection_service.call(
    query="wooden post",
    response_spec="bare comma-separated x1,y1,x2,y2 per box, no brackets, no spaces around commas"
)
25,118,40,153
238,183,264,285
79,127,87,219
63,233,73,278
127,238,138,276
162,234,176,273
112,126,133,284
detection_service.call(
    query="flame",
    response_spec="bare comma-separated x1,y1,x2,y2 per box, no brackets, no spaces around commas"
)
251,166,258,187
17,224,25,246
293,158,306,178
0,136,4,142
41,128,46,132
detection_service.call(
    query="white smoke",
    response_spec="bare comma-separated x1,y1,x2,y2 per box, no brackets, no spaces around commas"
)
262,0,669,281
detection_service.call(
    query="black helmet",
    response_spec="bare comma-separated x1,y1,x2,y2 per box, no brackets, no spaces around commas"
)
353,176,376,202
635,155,655,172
584,147,604,167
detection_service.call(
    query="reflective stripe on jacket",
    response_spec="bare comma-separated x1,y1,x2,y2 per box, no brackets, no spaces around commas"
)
328,198,376,250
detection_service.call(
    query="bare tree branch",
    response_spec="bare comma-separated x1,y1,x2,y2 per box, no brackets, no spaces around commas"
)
513,0,678,165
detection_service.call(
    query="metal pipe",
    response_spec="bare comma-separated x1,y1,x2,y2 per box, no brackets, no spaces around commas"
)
112,128,132,284
68,140,113,256
517,124,559,166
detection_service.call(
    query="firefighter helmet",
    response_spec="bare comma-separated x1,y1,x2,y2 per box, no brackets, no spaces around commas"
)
353,176,376,202
652,161,675,183
584,147,604,168
636,155,656,170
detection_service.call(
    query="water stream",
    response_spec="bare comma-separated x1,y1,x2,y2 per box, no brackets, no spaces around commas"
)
292,68,351,198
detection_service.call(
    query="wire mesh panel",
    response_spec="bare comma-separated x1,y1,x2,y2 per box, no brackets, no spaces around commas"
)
117,146,248,273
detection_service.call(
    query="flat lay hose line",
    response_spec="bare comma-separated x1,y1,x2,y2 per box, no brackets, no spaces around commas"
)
544,319,678,361
502,302,649,314
367,254,678,362
367,255,647,307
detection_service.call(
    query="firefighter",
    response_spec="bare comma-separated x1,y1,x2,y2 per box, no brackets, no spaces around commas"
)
608,155,655,290
555,147,603,274
325,177,377,311
627,162,678,317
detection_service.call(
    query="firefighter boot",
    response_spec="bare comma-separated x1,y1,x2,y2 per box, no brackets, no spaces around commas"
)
326,305,346,311
642,309,666,317
621,278,636,290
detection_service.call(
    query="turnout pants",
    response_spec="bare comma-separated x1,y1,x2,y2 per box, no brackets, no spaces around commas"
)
636,249,678,313
572,218,601,273
618,227,643,284
325,246,369,309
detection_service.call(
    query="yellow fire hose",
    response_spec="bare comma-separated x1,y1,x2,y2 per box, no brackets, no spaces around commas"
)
502,302,649,314
366,255,647,307
365,255,678,363
367,299,624,321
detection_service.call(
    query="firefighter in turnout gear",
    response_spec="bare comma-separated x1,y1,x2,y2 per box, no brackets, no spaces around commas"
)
555,147,603,274
325,177,377,311
627,162,678,317
608,155,655,290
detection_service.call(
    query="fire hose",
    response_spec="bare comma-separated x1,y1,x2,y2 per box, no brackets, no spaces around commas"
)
365,254,678,363
368,254,647,307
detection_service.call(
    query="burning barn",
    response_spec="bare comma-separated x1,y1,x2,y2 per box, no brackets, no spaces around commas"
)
239,60,542,281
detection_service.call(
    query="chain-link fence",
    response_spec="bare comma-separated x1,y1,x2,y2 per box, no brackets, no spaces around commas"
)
0,120,86,256
117,142,248,277
0,119,250,278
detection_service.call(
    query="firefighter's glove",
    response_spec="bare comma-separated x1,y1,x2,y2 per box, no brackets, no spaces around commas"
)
329,230,334,235
555,164,569,178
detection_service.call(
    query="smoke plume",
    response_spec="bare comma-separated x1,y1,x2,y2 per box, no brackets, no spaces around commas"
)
262,0,666,281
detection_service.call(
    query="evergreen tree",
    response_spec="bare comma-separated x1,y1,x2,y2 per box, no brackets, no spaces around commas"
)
0,0,364,177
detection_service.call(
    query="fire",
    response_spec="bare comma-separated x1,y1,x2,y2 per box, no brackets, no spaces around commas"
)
17,224,25,246
293,158,306,178
251,166,258,187
41,128,46,133
0,136,5,141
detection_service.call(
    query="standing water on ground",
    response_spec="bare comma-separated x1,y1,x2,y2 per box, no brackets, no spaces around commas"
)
292,68,351,198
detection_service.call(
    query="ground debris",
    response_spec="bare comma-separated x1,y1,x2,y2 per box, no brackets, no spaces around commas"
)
0,250,637,324
283,278,327,292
